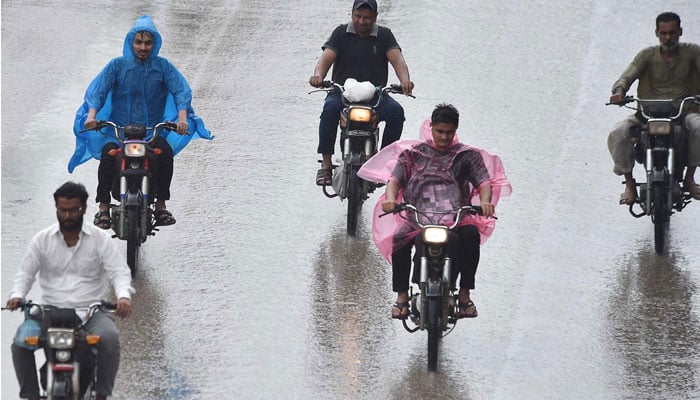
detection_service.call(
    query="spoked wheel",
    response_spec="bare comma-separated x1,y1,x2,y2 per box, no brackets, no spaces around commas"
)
346,165,362,236
126,206,140,276
427,297,441,371
653,182,668,255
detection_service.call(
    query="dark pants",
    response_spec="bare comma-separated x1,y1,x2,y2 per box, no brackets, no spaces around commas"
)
12,311,120,399
317,91,405,155
391,225,481,292
96,136,174,204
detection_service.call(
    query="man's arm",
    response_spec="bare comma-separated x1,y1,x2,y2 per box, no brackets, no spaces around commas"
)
6,236,42,310
309,48,337,88
610,48,651,102
478,184,494,218
387,48,414,96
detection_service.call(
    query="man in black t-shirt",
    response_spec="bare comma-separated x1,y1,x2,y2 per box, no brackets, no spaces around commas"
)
309,0,414,186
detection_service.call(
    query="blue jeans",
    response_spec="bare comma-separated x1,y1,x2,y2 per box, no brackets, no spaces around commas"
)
317,91,405,155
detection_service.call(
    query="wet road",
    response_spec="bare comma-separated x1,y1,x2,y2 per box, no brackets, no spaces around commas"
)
2,1,700,399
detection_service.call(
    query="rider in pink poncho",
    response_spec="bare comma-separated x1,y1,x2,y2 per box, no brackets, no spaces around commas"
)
358,104,511,319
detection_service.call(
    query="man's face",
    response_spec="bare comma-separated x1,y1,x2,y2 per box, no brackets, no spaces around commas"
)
656,20,682,51
431,122,457,150
351,8,377,37
132,32,154,62
56,197,86,232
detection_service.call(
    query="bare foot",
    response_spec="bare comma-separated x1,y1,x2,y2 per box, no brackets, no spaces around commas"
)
619,180,637,205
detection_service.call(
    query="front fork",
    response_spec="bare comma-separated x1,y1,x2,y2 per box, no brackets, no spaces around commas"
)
644,147,673,215
115,175,150,240
416,256,452,330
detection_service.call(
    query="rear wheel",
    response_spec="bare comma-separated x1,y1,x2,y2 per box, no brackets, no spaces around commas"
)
427,297,441,371
653,182,668,255
126,206,140,276
346,165,362,236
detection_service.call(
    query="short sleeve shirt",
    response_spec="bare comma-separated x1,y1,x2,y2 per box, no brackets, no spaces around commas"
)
323,23,401,87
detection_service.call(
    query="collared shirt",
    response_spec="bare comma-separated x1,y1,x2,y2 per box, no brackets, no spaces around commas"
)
322,23,401,87
612,43,700,99
9,221,134,308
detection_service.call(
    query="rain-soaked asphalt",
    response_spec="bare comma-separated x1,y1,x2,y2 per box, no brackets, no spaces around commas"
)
2,1,700,399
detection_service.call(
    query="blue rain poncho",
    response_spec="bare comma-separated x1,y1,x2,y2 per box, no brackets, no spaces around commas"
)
69,15,212,172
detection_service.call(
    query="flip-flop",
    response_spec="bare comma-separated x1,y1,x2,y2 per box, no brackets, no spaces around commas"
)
457,301,478,318
93,211,111,230
316,168,332,186
619,187,637,205
391,301,410,320
154,209,176,226
683,183,700,200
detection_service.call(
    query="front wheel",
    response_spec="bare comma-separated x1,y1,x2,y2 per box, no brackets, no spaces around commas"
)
346,165,362,236
126,206,140,276
653,182,669,255
427,297,441,371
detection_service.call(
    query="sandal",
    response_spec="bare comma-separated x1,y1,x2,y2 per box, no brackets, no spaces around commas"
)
683,182,700,200
316,168,332,186
457,301,478,319
154,209,176,226
391,301,410,320
619,181,637,205
93,211,111,230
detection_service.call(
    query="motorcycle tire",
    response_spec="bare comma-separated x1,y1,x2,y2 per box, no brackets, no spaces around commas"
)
427,297,441,371
653,182,668,255
126,205,140,276
346,165,362,236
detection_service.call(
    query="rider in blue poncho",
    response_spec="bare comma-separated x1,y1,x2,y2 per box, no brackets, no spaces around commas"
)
70,15,212,228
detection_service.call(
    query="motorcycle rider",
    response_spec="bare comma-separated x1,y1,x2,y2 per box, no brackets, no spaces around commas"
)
607,11,700,204
69,15,212,228
309,0,415,186
6,181,134,400
360,104,511,319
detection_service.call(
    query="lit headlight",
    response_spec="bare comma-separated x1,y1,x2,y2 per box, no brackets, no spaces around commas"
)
648,119,671,136
124,143,146,157
422,226,449,245
348,108,372,122
47,328,75,349
56,350,71,362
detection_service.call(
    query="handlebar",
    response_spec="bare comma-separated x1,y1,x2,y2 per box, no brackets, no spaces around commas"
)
79,120,178,143
379,203,490,229
606,95,700,120
3,300,117,315
309,80,415,106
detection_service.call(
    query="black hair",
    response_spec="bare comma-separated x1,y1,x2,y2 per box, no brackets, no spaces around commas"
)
53,181,89,205
656,12,681,28
431,103,460,128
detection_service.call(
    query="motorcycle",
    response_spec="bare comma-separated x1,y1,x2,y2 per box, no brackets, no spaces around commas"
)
311,80,413,235
81,121,176,275
3,301,116,400
607,95,699,254
382,203,485,371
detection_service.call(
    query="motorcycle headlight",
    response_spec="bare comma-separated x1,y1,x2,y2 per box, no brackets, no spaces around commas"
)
56,350,71,362
348,107,372,122
124,143,146,157
47,328,75,350
422,226,449,245
648,119,671,136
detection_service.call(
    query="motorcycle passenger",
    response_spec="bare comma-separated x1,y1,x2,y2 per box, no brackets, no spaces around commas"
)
69,15,212,228
607,11,700,204
6,181,134,400
360,104,511,319
309,0,415,186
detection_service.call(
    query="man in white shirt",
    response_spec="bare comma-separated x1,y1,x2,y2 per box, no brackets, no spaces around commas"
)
6,181,134,400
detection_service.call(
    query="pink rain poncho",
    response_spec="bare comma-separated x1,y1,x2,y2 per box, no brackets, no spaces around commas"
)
358,119,512,263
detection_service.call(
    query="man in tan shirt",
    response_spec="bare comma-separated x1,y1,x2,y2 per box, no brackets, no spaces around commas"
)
607,11,700,204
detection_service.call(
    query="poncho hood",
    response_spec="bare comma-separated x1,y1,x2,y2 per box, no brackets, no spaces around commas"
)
123,15,162,62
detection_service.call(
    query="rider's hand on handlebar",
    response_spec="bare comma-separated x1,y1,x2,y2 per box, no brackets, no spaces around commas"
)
400,80,415,96
309,75,325,88
115,298,132,319
382,201,398,213
609,88,625,104
84,118,98,130
480,202,495,218
175,119,189,135
5,297,23,311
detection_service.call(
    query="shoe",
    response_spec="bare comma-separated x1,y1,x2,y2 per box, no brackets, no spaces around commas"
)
457,301,478,318
154,209,176,226
316,168,332,186
391,301,410,319
93,211,111,230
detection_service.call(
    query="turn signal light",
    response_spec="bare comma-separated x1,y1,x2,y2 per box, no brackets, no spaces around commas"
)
25,336,40,347
108,149,118,157
86,335,101,346
153,148,162,156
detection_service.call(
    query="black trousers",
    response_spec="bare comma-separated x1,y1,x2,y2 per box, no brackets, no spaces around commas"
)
391,224,480,292
96,137,174,204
